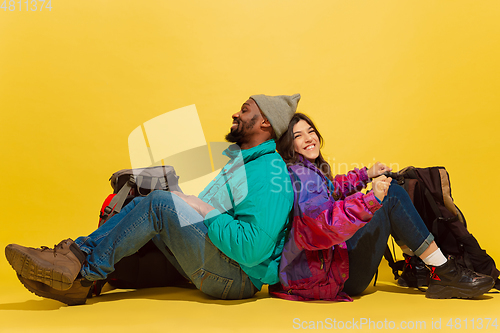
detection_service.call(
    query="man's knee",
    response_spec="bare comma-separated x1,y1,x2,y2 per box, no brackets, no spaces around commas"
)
147,190,173,202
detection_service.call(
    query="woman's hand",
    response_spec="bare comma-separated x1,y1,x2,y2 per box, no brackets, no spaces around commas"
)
372,175,392,202
367,162,392,179
171,191,215,217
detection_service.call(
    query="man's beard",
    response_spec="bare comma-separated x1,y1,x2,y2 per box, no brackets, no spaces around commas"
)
225,115,258,144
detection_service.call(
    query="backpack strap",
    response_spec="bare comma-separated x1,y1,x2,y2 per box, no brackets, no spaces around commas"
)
383,242,405,281
150,177,159,191
135,175,163,196
423,187,443,236
100,175,136,225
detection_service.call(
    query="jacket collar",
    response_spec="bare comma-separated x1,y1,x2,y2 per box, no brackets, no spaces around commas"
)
294,155,335,192
223,140,276,163
296,154,317,172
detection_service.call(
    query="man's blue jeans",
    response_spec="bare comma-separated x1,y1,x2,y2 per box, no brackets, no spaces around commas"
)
75,191,257,299
343,182,434,295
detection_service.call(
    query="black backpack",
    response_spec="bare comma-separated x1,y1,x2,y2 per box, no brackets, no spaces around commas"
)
383,166,500,290
94,166,189,295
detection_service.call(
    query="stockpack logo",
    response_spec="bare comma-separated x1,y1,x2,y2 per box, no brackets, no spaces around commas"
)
127,105,248,222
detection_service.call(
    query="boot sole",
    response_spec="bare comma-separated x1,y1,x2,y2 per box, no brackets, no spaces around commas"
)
5,245,73,291
426,280,495,299
17,274,88,306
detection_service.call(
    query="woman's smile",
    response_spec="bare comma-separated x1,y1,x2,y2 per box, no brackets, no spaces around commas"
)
293,119,320,162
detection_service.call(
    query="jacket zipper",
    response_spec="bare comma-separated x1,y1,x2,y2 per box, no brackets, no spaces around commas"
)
319,251,324,270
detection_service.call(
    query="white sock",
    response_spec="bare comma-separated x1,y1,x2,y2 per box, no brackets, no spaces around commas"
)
422,249,447,267
401,246,415,257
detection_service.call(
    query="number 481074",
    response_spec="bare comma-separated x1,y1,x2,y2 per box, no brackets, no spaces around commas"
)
1,0,52,11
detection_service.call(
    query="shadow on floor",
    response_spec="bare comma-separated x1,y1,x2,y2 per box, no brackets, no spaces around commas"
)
351,282,496,301
1,281,496,311
0,284,268,311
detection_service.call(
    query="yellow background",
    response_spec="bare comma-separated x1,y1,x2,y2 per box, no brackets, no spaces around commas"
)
1,1,499,332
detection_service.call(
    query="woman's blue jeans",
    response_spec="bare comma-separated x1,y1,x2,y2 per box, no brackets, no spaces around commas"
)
74,191,257,300
343,182,434,296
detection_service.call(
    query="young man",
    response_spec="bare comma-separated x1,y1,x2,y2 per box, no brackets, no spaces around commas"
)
5,94,301,305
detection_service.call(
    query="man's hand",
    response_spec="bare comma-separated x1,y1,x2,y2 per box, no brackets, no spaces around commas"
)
367,162,392,179
171,191,215,218
372,175,392,202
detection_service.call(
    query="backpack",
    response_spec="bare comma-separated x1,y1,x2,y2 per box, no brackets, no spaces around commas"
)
94,166,189,294
383,166,500,290
99,166,183,226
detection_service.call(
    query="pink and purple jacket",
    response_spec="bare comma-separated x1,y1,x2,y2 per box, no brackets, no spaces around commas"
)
270,156,382,301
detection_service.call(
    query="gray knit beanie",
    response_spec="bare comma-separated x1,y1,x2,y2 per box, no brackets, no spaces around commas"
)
250,93,301,139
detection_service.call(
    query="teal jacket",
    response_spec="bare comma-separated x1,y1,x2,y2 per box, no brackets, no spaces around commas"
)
198,140,293,289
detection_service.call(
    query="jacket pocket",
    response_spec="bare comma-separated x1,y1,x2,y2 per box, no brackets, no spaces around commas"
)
191,268,234,299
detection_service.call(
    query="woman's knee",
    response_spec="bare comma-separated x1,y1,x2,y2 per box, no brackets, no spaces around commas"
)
387,183,409,200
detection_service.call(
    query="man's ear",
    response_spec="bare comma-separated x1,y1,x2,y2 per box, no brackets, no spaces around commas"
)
261,116,272,129
260,115,275,139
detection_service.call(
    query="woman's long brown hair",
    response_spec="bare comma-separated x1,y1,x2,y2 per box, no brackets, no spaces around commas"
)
276,113,333,182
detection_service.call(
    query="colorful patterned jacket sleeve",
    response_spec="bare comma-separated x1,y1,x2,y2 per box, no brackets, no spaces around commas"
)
330,167,370,200
289,162,382,251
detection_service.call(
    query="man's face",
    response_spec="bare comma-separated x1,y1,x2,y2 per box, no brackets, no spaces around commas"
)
225,99,263,144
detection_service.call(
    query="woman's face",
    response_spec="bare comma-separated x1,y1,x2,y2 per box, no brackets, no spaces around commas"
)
292,119,320,163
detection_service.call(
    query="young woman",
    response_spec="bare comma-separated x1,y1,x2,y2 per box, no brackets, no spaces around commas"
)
272,113,493,301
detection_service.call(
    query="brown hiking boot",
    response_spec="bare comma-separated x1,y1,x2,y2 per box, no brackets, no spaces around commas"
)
5,239,86,291
17,274,93,306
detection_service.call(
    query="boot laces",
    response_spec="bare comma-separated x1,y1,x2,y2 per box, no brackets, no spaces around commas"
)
455,260,480,278
40,240,67,257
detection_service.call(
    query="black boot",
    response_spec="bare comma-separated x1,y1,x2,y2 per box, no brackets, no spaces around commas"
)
397,254,429,288
426,256,494,299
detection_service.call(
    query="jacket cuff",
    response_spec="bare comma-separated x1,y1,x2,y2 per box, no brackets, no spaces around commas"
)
363,191,382,214
203,208,222,227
